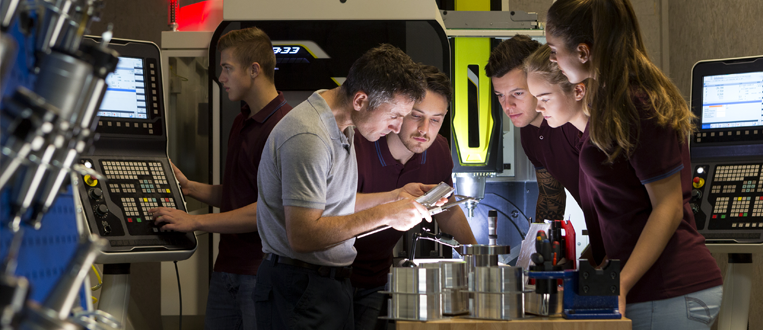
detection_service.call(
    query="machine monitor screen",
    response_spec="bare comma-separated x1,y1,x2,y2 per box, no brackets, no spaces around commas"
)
97,57,148,119
701,71,763,129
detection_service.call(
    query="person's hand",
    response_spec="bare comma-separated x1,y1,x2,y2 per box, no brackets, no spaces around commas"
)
149,207,199,232
170,160,191,196
618,291,626,317
397,183,449,206
618,283,628,317
385,197,432,231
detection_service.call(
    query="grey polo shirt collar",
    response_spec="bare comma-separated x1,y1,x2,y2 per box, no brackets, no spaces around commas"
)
308,90,353,151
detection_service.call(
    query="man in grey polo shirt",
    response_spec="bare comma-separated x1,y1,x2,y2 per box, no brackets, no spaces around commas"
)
254,44,438,329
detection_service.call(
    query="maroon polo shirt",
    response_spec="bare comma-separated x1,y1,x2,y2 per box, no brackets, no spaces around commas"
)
520,120,606,264
520,121,582,204
214,92,292,275
351,132,454,288
578,93,722,303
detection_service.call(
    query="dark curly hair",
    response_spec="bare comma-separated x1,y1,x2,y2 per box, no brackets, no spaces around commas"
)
419,64,452,101
485,34,541,78
341,44,426,110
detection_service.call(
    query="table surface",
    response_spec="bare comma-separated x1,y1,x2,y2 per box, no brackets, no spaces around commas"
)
396,315,632,330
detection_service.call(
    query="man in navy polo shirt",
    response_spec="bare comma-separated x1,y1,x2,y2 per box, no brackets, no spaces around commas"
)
485,35,604,264
150,27,290,330
351,65,477,330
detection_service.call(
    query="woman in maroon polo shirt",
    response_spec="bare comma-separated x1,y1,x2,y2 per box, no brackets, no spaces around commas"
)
544,0,723,329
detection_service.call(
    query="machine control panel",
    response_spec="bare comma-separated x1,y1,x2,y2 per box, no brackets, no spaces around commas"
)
77,37,196,263
693,162,763,242
77,157,195,252
689,55,763,244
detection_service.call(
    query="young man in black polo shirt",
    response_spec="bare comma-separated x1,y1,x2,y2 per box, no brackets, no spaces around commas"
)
351,65,477,330
150,27,292,330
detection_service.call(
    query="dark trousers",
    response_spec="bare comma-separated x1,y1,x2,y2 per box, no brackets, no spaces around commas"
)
254,256,354,330
352,285,388,330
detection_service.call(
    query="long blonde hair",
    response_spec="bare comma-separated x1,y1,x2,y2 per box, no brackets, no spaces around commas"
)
547,0,694,162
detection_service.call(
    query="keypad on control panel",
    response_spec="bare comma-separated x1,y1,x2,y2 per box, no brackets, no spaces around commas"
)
103,161,149,180
121,198,139,217
149,162,169,185
714,197,729,214
730,197,751,217
99,159,181,236
714,165,760,182
708,163,763,231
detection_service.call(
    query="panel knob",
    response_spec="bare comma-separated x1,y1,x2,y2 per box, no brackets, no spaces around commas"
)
88,188,103,200
95,204,109,217
691,189,702,202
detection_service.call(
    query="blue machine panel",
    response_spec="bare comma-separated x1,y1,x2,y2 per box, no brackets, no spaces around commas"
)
0,187,80,303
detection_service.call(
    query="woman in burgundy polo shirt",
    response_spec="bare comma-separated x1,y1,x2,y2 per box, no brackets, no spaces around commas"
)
544,0,723,329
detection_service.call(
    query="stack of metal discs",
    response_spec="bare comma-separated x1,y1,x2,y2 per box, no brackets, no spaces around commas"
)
438,261,469,315
469,266,526,320
384,265,443,321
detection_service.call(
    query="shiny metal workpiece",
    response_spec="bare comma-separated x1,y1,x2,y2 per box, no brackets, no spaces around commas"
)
525,287,563,316
439,261,469,315
455,244,510,256
384,266,444,321
469,266,526,320
416,181,454,208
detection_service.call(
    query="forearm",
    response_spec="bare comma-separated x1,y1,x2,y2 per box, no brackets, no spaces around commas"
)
195,202,258,234
620,204,682,293
355,190,398,212
288,205,393,253
435,198,477,244
186,181,223,207
535,169,566,221
535,194,566,221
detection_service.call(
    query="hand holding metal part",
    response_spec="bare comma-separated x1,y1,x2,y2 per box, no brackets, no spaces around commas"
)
356,182,470,239
427,194,476,216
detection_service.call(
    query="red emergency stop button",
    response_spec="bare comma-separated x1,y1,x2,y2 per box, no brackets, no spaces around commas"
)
693,177,705,189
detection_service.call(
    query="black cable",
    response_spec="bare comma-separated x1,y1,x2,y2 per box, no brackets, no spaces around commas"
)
486,192,532,221
477,202,527,240
174,260,182,330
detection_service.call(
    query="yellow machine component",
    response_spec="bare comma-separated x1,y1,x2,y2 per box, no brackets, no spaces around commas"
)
693,177,705,189
455,0,490,11
452,37,494,166
84,175,98,187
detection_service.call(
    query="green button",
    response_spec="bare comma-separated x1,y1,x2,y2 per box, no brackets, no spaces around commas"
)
745,213,748,217
722,215,726,219
137,218,142,222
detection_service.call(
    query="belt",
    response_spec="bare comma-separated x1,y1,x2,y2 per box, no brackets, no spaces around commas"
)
266,253,352,281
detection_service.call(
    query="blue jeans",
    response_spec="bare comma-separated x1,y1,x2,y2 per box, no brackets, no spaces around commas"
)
626,285,723,330
204,271,257,330
353,285,387,330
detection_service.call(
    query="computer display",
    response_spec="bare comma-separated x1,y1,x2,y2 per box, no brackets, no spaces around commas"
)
701,71,763,129
98,57,148,119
